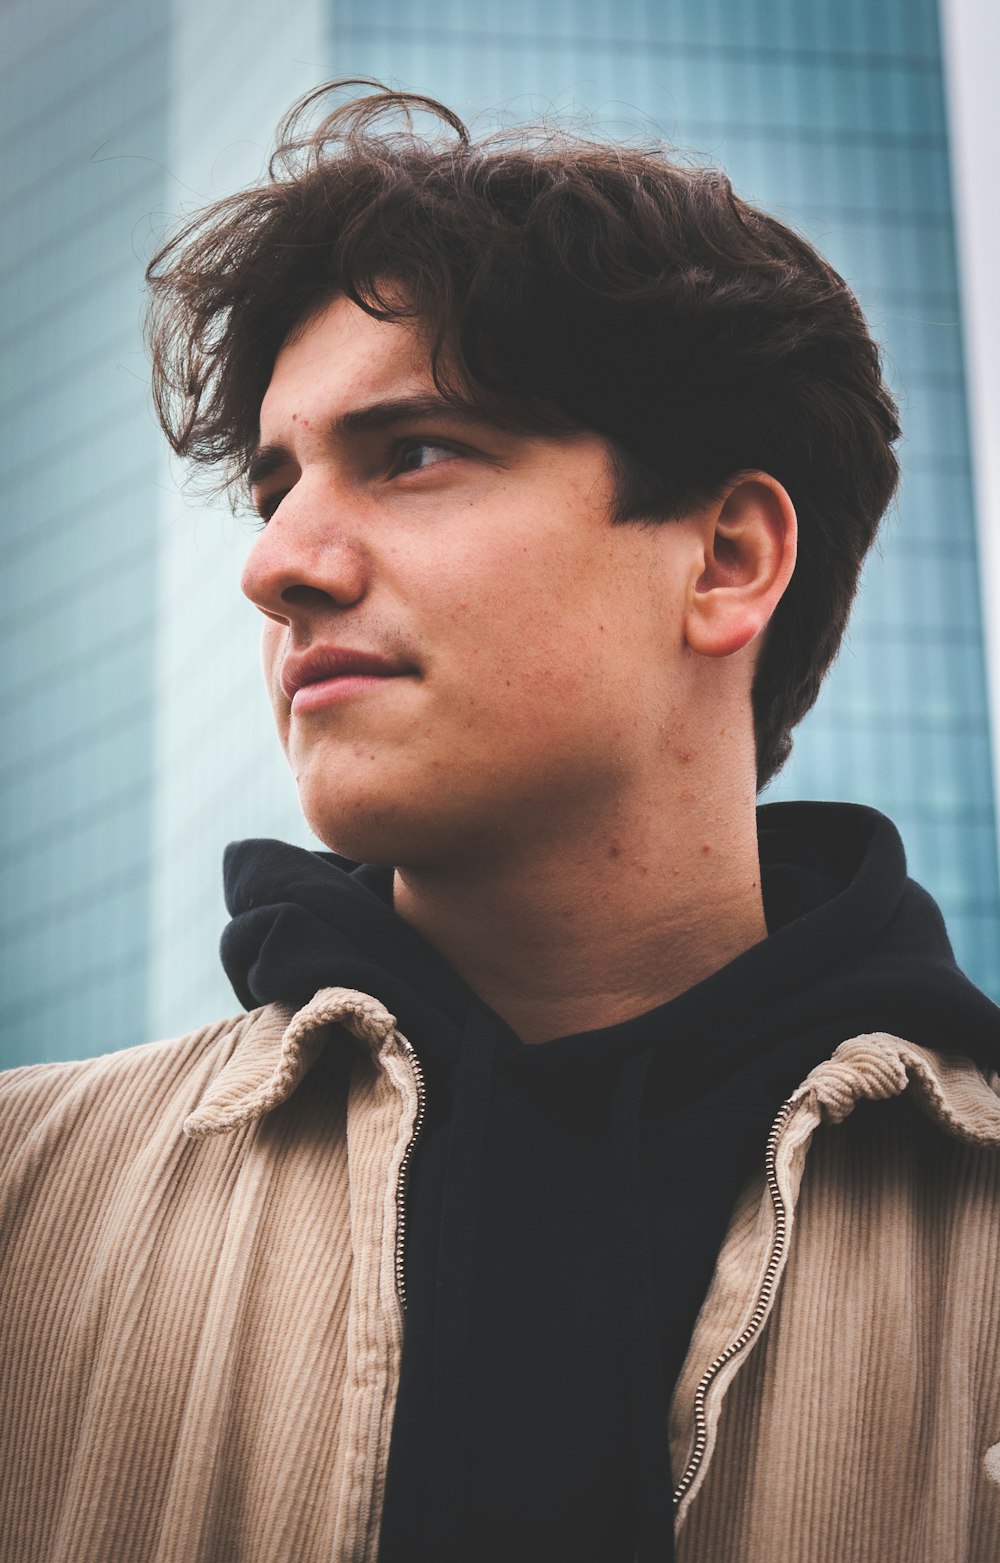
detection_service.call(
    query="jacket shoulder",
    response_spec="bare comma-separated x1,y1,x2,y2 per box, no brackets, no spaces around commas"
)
0,1011,266,1171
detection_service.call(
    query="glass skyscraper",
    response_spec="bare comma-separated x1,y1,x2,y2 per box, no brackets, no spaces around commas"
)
2,0,996,1067
1,0,168,1066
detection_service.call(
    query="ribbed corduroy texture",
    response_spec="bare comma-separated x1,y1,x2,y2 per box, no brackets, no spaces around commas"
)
2,1007,1000,1562
0,990,421,1563
672,1035,1000,1562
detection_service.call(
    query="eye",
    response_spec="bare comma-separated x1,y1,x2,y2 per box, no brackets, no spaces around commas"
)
393,439,458,474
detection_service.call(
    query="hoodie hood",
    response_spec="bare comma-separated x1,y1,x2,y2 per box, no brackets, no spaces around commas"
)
221,800,999,1075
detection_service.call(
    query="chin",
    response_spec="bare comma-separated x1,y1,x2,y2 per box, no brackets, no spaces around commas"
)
297,771,506,872
300,796,398,866
298,780,440,869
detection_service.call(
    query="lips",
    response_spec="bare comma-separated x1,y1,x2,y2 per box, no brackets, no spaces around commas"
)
280,644,413,703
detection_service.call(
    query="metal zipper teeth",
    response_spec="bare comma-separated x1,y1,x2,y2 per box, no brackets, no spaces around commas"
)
393,1034,428,1312
671,1095,797,1510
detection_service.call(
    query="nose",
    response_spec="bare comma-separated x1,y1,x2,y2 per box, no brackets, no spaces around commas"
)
240,490,369,626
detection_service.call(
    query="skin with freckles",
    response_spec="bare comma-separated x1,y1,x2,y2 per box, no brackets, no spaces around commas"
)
243,295,797,1043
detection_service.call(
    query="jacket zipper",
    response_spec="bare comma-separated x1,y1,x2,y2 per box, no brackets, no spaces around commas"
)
393,1034,428,1312
671,1094,797,1510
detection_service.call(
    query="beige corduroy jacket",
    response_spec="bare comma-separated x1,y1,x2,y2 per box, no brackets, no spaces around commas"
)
2,985,1000,1562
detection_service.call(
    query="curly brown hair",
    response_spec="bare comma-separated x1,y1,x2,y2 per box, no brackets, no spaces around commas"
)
144,79,901,790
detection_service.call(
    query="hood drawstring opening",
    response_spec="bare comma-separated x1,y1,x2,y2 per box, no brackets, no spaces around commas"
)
612,1048,676,1560
422,1003,499,1561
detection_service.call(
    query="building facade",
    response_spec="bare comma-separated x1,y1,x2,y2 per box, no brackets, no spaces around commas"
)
2,0,996,1066
0,0,169,1066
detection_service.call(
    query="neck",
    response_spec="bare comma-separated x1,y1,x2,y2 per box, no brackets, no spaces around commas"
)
393,786,767,1045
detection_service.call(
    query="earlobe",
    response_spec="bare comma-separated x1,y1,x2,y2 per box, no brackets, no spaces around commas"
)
684,474,797,659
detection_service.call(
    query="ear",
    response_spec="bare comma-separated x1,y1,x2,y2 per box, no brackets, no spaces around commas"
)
684,473,797,659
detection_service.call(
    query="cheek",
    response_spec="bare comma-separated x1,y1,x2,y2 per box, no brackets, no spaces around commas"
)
443,589,581,710
453,602,621,753
457,576,669,760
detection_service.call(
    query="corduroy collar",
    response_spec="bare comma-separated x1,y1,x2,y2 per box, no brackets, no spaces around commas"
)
181,987,404,1139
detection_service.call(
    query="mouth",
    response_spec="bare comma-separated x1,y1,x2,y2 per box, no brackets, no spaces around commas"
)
281,644,416,714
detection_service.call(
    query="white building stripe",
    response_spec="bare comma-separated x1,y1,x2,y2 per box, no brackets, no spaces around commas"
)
940,0,1000,881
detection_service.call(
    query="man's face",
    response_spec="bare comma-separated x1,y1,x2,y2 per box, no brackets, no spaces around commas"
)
242,294,702,868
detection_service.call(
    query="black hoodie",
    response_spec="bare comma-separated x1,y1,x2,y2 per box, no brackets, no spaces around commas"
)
221,800,1000,1563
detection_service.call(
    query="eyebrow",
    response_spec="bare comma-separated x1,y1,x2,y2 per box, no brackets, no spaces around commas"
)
246,394,500,492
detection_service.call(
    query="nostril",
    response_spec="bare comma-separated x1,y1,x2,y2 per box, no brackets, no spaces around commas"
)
280,583,345,611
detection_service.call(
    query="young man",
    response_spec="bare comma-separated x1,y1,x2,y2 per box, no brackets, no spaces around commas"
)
3,82,1000,1563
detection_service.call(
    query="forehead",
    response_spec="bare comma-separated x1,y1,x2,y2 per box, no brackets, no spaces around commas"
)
260,295,430,428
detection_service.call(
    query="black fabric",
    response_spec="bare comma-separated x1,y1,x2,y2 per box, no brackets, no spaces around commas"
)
221,801,1000,1563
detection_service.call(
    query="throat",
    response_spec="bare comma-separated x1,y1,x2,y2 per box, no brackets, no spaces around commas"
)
392,841,768,1045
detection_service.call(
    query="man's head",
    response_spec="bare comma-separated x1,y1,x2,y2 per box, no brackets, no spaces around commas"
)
144,81,900,859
